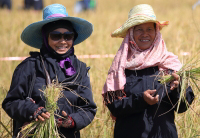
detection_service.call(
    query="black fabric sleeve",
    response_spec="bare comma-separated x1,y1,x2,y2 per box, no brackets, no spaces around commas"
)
106,93,148,117
170,86,195,113
2,59,39,122
69,67,97,131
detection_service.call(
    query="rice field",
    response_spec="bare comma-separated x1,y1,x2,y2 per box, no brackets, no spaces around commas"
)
0,0,199,137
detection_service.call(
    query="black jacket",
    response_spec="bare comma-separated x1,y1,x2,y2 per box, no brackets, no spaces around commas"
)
2,52,97,138
107,66,194,138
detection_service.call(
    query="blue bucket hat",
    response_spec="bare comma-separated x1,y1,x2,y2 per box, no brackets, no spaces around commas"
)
21,3,93,49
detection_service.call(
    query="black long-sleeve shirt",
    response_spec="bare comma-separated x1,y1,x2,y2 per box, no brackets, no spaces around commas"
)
2,52,97,138
106,66,194,138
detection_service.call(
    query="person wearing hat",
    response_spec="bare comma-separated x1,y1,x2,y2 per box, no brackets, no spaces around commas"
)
24,0,44,11
102,4,194,138
2,3,97,138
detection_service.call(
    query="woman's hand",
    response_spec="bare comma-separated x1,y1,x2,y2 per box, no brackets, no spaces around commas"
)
143,89,159,105
56,111,75,128
35,112,50,122
170,72,180,90
34,107,50,122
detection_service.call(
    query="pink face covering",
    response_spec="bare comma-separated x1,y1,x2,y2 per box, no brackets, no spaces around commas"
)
103,24,182,94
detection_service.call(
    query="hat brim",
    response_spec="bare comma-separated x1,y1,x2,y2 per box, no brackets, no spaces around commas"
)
21,16,93,49
111,16,169,38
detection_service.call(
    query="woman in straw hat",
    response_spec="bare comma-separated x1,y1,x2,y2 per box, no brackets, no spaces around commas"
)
2,3,96,138
102,4,194,138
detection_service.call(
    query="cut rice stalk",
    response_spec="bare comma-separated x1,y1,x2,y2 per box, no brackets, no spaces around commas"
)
158,54,200,112
176,71,187,112
18,80,63,138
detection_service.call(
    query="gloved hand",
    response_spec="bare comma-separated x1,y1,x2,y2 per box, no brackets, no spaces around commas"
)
33,107,50,121
26,97,50,121
56,111,75,128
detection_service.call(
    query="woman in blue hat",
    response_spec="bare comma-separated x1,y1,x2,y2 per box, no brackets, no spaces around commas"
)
2,3,97,138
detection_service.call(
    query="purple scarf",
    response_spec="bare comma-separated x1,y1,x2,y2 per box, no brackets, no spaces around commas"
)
59,58,76,76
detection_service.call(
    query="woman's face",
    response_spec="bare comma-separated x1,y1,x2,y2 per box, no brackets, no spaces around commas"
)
133,22,156,50
48,28,74,54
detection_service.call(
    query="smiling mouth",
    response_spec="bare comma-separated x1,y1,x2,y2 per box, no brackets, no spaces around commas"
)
56,46,68,50
140,39,150,42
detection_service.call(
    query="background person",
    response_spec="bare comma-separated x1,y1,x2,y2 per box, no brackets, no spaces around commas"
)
2,3,97,138
74,0,97,14
0,0,12,10
102,4,195,138
24,0,43,10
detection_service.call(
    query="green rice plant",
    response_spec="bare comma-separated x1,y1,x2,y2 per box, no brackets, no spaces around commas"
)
159,52,200,85
158,53,200,112
18,79,64,138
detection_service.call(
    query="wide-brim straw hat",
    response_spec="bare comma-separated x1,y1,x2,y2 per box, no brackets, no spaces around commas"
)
21,4,93,49
111,4,169,38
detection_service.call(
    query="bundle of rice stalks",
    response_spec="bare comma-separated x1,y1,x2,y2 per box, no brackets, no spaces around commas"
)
158,53,200,112
18,80,64,138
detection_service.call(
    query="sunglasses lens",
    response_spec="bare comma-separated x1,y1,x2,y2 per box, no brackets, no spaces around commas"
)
64,32,74,40
49,32,62,41
49,31,74,41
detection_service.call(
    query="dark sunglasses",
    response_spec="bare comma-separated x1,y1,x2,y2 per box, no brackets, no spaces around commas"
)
49,31,74,41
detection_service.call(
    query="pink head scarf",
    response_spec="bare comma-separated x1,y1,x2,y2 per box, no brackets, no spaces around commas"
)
103,24,182,94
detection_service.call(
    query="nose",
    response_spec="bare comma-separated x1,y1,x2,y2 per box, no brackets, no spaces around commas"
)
142,31,148,37
60,36,67,43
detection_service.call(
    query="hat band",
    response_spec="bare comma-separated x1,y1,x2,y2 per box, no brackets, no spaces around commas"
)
130,14,156,19
45,14,67,19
